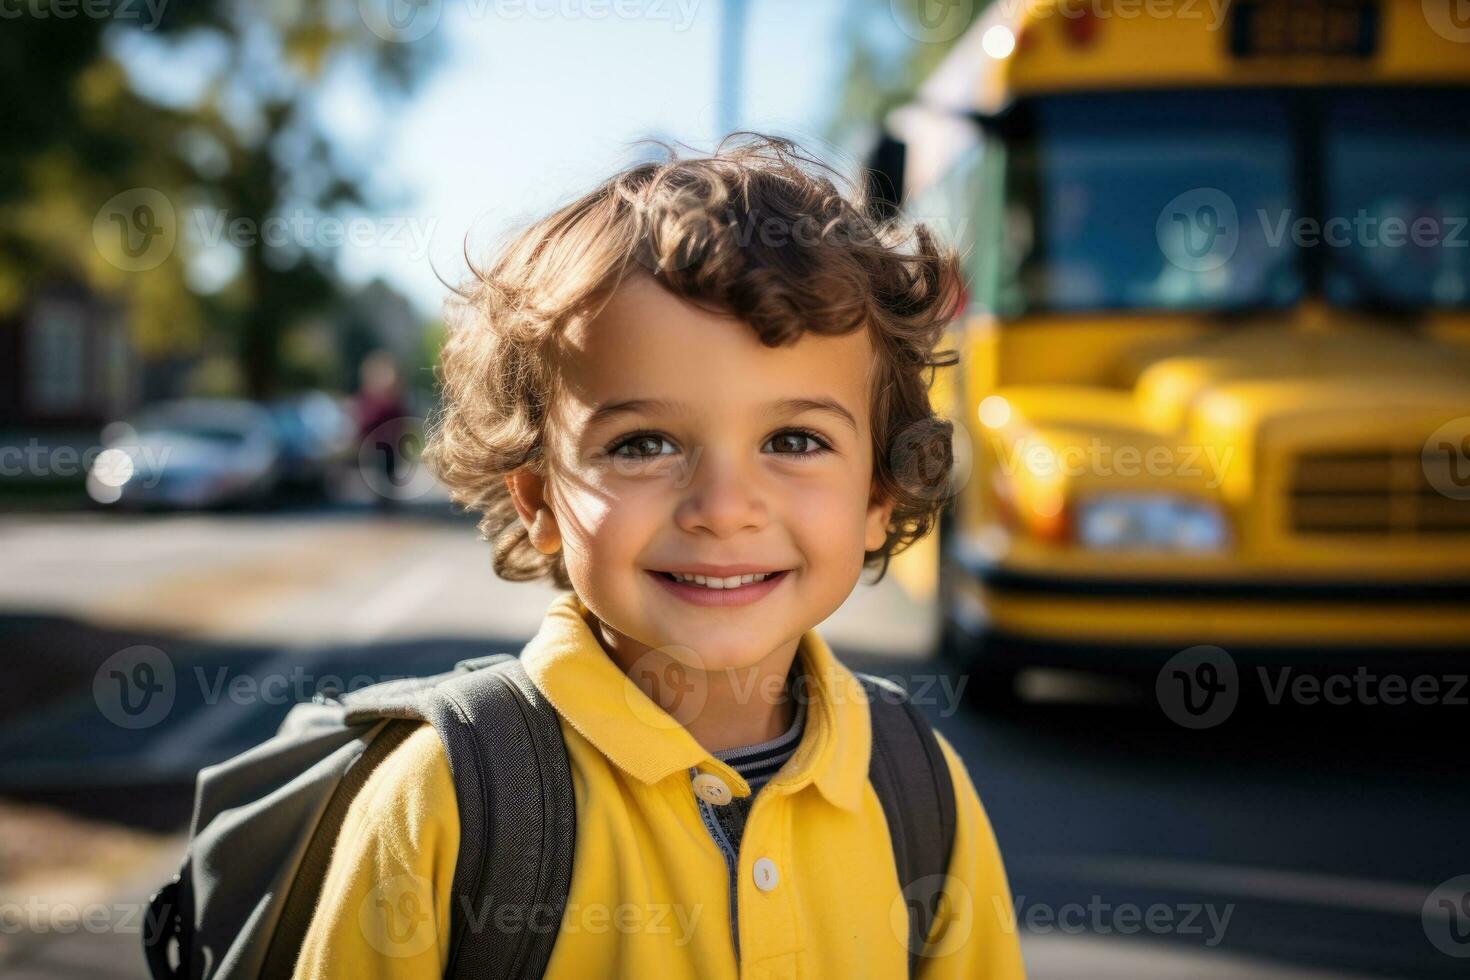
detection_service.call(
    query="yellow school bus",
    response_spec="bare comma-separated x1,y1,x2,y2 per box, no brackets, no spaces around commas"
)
875,0,1470,704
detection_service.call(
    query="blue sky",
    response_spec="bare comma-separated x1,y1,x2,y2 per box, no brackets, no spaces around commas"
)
329,0,865,318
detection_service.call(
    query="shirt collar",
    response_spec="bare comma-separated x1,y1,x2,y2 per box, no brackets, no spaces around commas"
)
519,591,871,813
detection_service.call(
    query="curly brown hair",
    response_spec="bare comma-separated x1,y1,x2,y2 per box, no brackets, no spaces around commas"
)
422,131,963,591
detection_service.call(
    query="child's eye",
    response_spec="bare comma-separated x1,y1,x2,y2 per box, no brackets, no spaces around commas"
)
608,432,677,459
605,428,832,462
764,428,832,458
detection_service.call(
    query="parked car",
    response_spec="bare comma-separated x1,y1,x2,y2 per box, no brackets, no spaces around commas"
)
265,391,356,501
87,399,283,510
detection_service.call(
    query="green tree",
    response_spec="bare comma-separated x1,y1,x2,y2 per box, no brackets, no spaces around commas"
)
825,0,985,146
0,1,438,396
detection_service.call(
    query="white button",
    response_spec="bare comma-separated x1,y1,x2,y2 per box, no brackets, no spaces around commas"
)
692,772,732,805
752,857,779,892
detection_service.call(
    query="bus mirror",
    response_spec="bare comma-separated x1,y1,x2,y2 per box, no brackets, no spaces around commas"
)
969,108,1018,140
863,130,906,222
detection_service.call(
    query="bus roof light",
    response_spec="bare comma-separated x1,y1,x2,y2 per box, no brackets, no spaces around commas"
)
982,25,1017,59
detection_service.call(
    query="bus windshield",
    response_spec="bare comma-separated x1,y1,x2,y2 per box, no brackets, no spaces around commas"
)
1003,88,1470,316
1323,90,1470,310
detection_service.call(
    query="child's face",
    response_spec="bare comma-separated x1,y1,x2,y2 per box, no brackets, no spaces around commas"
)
512,271,894,672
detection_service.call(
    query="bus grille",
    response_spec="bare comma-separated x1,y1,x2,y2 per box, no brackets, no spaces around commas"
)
1288,448,1470,535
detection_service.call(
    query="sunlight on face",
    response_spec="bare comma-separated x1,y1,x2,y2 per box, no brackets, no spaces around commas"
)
540,271,894,672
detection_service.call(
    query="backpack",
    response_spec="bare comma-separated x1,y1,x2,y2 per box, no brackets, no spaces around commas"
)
142,652,957,979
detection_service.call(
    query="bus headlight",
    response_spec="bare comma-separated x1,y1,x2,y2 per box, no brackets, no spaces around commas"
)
1076,493,1229,552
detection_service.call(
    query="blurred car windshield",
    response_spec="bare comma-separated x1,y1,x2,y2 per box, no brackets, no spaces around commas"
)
128,402,266,449
139,425,250,448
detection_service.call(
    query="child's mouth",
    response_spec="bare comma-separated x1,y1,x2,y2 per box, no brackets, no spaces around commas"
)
645,568,791,608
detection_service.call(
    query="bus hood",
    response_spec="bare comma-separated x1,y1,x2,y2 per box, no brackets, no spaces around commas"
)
987,321,1470,506
1128,322,1470,436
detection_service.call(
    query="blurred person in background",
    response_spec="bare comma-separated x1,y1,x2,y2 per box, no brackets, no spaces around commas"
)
353,350,410,509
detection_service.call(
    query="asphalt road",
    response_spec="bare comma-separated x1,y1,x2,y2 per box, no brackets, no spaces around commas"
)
0,507,1464,978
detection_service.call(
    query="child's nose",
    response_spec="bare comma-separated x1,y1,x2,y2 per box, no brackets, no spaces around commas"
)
672,450,769,537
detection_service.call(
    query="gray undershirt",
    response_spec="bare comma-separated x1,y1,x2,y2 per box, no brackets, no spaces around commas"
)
707,671,807,852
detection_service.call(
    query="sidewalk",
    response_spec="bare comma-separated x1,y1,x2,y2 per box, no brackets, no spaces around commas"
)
1022,933,1398,979
0,799,183,979
7,874,1388,980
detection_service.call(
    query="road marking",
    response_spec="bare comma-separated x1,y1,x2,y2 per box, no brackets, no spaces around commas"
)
1021,931,1387,980
76,523,429,640
139,546,457,775
341,550,456,645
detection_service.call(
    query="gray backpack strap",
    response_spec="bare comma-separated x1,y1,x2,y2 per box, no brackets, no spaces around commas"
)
855,673,958,978
258,718,423,976
143,653,574,980
410,654,576,979
145,706,420,979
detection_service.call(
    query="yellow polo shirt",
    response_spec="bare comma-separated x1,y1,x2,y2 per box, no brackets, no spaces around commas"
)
294,591,1025,979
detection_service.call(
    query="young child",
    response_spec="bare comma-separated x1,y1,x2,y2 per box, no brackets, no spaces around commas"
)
294,133,1024,978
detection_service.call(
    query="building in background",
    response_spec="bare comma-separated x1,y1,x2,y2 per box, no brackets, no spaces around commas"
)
0,281,138,432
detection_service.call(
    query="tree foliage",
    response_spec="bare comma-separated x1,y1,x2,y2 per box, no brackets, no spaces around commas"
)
0,1,437,396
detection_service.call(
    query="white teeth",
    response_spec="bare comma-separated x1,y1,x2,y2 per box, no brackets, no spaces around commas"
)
669,571,775,588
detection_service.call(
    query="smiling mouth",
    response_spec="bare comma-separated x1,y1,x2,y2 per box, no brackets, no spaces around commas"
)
651,569,791,590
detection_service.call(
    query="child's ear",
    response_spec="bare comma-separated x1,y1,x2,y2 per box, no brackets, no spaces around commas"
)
505,468,562,556
863,481,896,553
